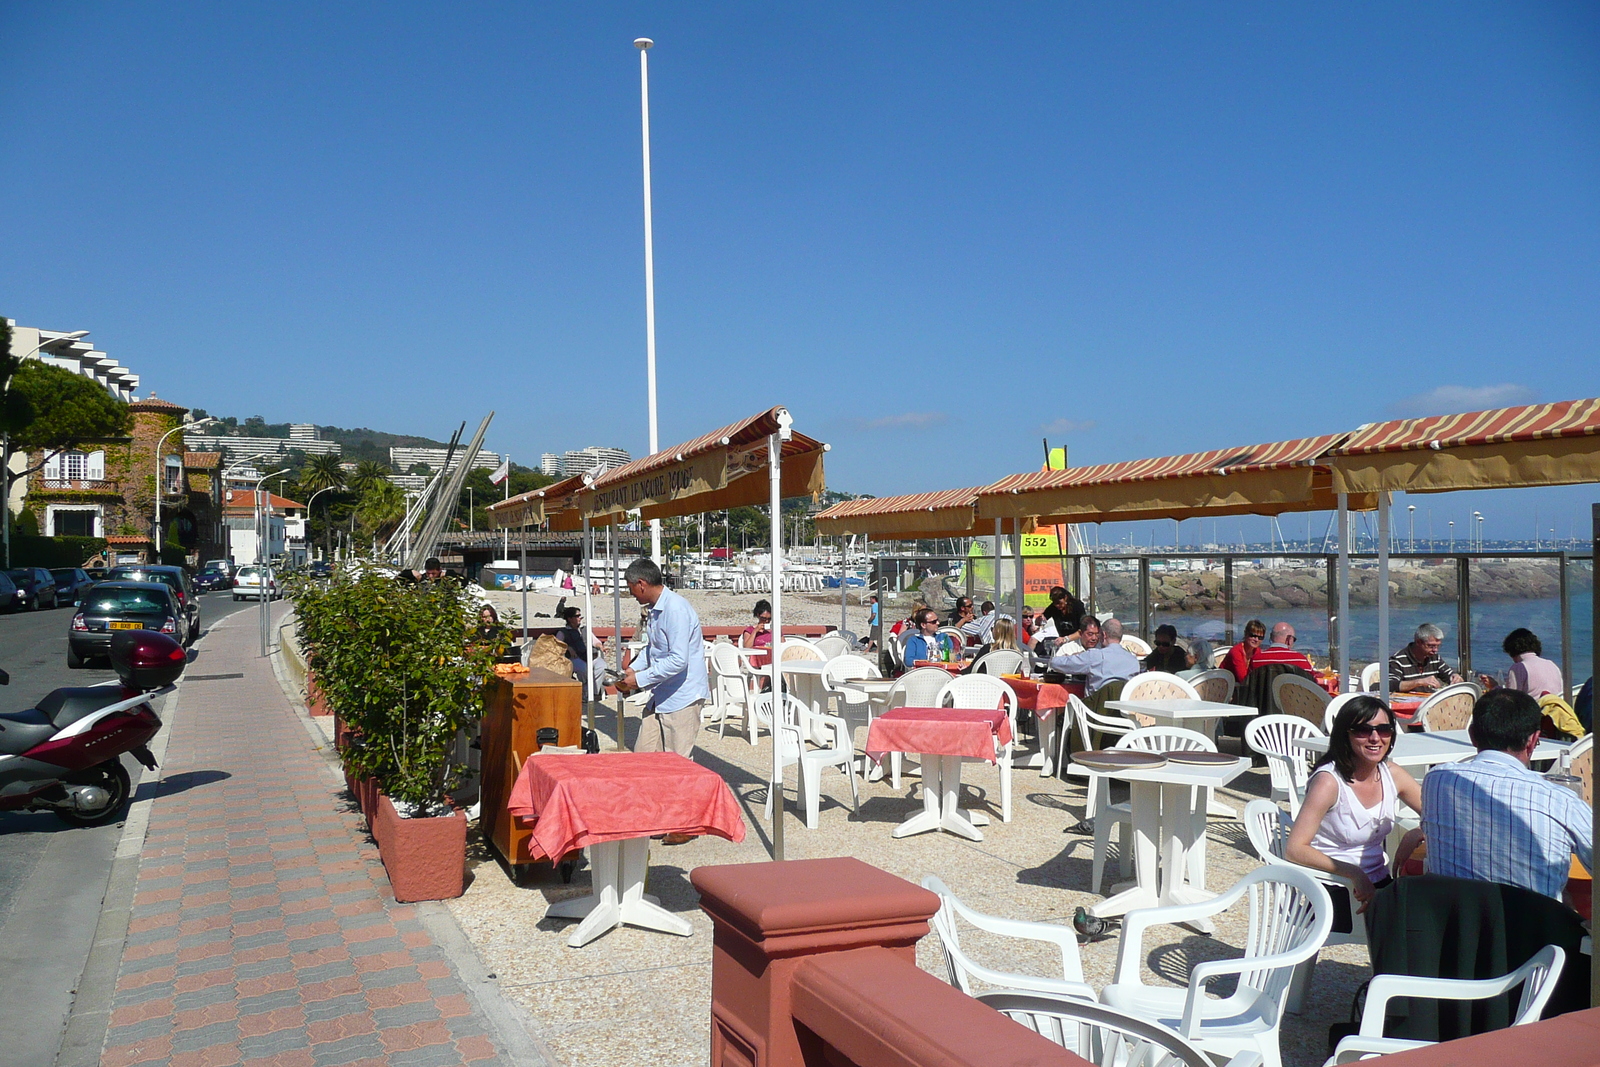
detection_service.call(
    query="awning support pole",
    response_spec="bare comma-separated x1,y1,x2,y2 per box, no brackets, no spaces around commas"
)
840,537,848,634
994,519,1003,611
582,515,596,737
1011,528,1024,632
520,520,528,651
768,422,789,860
612,522,624,750
1337,493,1350,690
1377,493,1391,702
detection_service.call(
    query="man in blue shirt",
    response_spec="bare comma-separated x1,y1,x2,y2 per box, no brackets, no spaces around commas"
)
1420,688,1592,900
619,558,710,763
1049,617,1140,696
902,609,945,664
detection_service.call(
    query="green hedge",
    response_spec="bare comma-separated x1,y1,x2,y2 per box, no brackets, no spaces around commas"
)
8,534,107,568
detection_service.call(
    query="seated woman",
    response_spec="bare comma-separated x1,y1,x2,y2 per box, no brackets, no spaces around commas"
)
1486,627,1564,698
1287,696,1423,932
1219,618,1267,682
1142,624,1189,674
740,599,774,671
961,617,1024,674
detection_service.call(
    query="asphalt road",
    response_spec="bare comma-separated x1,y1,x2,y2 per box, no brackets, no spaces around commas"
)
0,589,257,1067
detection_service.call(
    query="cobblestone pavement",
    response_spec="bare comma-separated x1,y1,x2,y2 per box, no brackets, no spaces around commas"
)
97,610,514,1067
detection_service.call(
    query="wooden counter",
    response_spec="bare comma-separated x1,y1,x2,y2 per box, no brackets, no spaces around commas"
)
478,668,583,873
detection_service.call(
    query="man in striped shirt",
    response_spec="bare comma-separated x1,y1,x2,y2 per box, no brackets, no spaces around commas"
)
1420,689,1592,900
1389,622,1463,693
1251,622,1314,673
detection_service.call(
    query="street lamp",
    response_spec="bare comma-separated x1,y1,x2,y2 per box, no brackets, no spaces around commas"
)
2,330,90,569
251,468,290,657
1407,504,1415,553
305,485,341,560
1448,520,1455,553
153,416,217,561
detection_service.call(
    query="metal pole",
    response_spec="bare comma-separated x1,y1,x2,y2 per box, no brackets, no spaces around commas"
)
1590,504,1599,1008
1223,556,1235,646
1337,493,1351,690
612,522,623,750
1559,551,1571,698
767,429,786,860
1457,555,1473,679
636,37,663,565
582,515,596,737
994,519,1003,622
840,538,848,634
1138,555,1151,641
258,488,270,656
1011,528,1024,631
1377,493,1391,702
519,521,528,650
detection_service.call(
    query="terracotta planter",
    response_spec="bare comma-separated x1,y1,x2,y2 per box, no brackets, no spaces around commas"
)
370,793,467,902
306,671,331,716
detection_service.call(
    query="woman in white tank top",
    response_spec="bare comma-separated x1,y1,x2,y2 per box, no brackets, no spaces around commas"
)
1287,696,1424,928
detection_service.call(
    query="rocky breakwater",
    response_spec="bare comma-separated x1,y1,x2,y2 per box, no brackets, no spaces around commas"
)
1099,557,1588,613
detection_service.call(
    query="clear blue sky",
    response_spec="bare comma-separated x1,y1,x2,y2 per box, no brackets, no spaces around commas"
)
3,3,1597,543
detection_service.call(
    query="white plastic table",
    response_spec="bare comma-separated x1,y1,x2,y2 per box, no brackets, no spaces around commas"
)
1079,754,1252,934
1293,730,1568,772
546,838,689,948
1105,697,1259,731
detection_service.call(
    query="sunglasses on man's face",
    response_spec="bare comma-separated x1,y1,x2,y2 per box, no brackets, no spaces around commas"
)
1154,640,1174,648
1350,722,1396,738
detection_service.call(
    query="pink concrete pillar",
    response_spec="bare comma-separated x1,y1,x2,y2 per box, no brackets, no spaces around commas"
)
692,857,941,1067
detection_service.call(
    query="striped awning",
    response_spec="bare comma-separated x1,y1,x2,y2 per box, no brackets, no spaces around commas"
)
484,474,587,529
814,488,1032,539
1328,398,1600,494
976,434,1369,523
540,407,827,530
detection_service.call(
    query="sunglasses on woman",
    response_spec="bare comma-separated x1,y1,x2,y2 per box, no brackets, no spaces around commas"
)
1349,722,1395,738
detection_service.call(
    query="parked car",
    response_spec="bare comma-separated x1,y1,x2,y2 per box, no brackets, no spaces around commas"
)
203,559,235,579
5,567,59,610
308,560,334,579
193,564,231,592
68,582,184,668
232,565,280,601
50,567,96,605
0,571,22,613
107,566,198,644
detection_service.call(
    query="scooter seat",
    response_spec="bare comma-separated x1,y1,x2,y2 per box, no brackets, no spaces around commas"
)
0,709,57,756
35,687,131,729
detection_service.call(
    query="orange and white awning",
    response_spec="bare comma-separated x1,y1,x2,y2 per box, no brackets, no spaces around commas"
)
814,487,1032,540
1327,398,1600,494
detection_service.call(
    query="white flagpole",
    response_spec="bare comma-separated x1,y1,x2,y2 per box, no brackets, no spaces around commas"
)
636,37,663,565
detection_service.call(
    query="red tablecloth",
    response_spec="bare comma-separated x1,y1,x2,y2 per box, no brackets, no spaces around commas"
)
912,661,964,673
1002,677,1083,719
506,752,746,861
1313,673,1342,696
865,707,1013,765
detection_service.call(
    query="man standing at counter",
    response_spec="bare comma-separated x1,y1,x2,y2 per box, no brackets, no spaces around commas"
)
618,558,709,765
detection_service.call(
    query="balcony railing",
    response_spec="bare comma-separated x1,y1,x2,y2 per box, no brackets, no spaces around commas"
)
40,479,116,491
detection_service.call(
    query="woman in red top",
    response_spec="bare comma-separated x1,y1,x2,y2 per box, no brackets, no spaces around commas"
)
1220,618,1267,682
740,599,774,670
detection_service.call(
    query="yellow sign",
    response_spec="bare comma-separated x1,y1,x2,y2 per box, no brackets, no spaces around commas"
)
584,448,727,520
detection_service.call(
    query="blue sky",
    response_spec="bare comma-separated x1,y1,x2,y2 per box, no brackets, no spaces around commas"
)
3,3,1597,542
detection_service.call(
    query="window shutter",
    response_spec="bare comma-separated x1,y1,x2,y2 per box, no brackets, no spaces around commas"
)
87,451,105,480
43,453,61,479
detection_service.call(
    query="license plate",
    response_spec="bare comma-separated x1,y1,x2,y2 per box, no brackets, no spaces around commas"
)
109,621,145,630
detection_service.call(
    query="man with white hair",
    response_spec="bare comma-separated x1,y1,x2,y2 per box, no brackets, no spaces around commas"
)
1389,623,1463,693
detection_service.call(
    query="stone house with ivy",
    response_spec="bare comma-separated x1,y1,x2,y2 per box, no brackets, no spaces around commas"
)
25,395,227,566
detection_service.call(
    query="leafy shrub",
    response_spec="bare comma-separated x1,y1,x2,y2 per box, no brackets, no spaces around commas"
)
293,568,498,813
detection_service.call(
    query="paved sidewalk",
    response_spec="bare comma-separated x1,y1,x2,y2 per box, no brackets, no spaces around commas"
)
95,607,522,1067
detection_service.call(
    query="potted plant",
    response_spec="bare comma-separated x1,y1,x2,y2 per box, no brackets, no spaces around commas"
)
294,567,503,901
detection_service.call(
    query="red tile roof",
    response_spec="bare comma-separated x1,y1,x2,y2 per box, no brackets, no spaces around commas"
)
183,451,222,469
105,535,152,545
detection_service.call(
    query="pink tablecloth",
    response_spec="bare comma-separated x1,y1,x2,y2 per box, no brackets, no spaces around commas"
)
506,752,746,861
912,661,964,673
1002,677,1084,719
865,707,1013,765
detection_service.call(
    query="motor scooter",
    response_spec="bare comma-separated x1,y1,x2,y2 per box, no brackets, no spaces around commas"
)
0,630,185,827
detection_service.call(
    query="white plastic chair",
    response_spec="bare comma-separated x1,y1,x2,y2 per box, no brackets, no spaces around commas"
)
1189,668,1235,704
936,626,969,660
812,634,853,660
1359,663,1382,692
1244,715,1324,816
1416,681,1481,733
1567,733,1593,804
709,642,755,743
820,655,880,764
935,674,1018,823
978,992,1264,1067
1321,692,1362,734
1100,865,1333,1067
972,649,1025,676
1091,727,1216,895
1213,647,1232,668
1241,799,1365,1014
1272,674,1331,726
757,692,859,830
779,640,822,662
1120,635,1152,657
1121,672,1201,703
1325,945,1565,1064
1067,694,1141,825
921,875,1093,1001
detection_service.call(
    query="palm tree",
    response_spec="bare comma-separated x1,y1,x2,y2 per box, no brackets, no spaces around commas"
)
356,481,407,542
299,453,345,495
350,459,391,495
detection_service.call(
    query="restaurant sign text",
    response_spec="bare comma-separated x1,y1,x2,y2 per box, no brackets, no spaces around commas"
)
584,448,728,518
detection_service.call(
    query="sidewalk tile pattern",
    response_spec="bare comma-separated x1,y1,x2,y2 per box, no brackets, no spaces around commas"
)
100,610,509,1067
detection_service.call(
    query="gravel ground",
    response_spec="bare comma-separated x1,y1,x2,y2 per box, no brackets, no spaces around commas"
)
446,696,1367,1067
